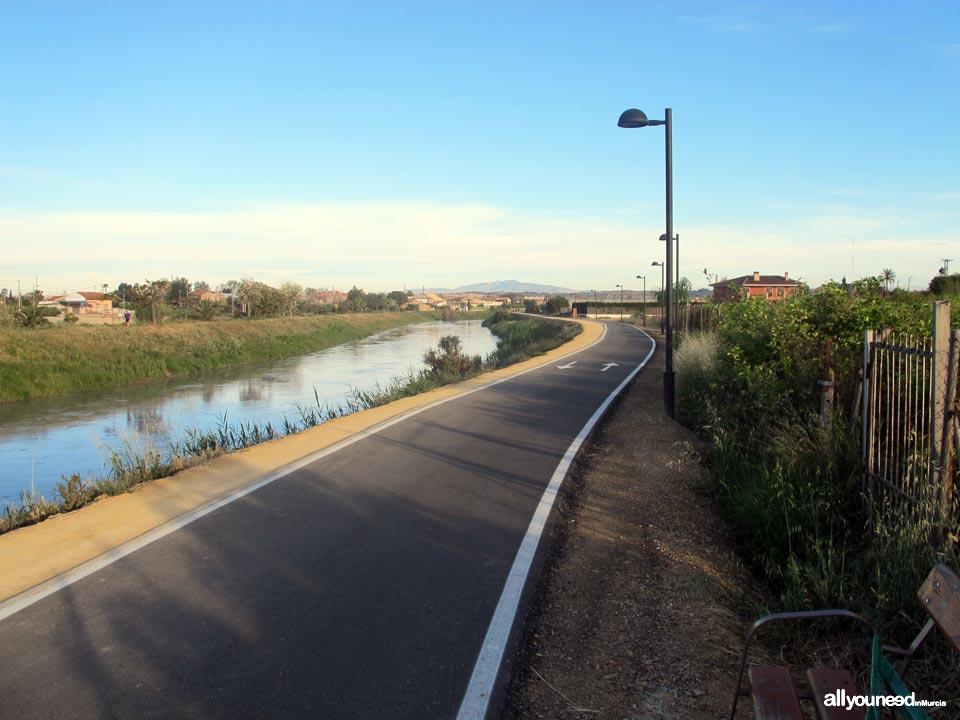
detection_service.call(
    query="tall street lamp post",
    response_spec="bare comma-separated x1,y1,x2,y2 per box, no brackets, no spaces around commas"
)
635,275,646,327
592,290,598,320
621,107,675,417
616,284,623,321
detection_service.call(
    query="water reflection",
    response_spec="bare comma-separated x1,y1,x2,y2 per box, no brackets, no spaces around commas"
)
0,320,497,503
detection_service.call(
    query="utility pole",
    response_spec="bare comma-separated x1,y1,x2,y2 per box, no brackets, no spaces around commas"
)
940,258,954,275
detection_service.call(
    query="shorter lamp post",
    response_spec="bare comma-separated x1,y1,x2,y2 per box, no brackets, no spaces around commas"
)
636,275,646,327
616,284,623,321
660,233,679,332
652,261,664,332
593,290,598,319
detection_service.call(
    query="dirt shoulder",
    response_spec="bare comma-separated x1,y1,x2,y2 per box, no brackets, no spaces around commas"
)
502,330,758,719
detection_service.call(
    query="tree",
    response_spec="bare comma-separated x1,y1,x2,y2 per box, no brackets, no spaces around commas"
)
278,282,305,316
192,280,211,292
167,277,191,307
113,282,134,308
131,279,170,324
544,295,570,314
194,300,218,321
237,278,284,317
523,298,541,314
221,280,240,315
365,292,388,311
387,291,409,310
14,304,50,327
881,268,896,293
343,286,366,313
929,273,960,296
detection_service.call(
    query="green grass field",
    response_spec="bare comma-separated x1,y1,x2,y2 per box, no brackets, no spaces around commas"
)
0,312,440,403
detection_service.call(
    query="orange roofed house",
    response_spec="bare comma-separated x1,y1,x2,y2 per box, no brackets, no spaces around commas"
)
711,272,800,302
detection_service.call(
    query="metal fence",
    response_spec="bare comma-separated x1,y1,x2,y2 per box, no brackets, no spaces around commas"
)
861,302,960,534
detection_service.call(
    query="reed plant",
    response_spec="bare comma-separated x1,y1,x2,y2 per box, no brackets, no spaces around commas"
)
673,332,719,432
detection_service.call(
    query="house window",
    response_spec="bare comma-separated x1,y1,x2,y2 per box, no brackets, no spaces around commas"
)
766,288,774,297
777,287,784,297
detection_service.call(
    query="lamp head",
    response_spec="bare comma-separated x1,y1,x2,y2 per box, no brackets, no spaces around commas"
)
618,109,649,128
618,108,665,128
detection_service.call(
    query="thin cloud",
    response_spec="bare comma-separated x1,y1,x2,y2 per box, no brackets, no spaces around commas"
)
925,190,960,201
940,43,960,59
808,23,847,35
681,12,772,35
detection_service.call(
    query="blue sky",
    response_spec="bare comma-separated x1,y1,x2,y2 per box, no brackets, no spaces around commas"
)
1,1,957,294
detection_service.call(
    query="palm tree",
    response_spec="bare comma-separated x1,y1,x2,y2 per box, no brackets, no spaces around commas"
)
881,268,896,293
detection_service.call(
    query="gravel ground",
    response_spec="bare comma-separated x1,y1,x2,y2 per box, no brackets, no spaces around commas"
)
501,331,759,720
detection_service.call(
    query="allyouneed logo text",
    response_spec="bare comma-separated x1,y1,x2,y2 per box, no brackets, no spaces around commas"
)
824,689,946,711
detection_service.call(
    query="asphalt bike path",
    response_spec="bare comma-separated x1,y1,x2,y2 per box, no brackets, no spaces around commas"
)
0,321,654,719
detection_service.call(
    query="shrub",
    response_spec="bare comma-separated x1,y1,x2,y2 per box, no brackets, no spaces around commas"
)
423,335,481,378
692,284,960,636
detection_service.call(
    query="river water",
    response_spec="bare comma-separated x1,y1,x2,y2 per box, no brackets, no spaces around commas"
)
0,320,498,505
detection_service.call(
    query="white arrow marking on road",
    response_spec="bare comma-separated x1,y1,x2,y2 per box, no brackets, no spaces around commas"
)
601,363,620,372
557,361,578,369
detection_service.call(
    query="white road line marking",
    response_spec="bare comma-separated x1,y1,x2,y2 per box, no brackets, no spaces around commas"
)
456,326,656,720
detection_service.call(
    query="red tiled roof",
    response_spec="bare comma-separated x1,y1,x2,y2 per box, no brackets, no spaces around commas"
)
711,274,798,287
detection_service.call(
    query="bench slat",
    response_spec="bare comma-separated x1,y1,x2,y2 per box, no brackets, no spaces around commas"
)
917,563,960,653
748,666,804,720
807,668,866,720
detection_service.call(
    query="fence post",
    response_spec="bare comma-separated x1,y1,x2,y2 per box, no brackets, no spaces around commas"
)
862,329,874,500
936,327,959,527
819,337,836,430
930,302,950,489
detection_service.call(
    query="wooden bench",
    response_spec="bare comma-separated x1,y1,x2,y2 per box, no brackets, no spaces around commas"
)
729,564,960,720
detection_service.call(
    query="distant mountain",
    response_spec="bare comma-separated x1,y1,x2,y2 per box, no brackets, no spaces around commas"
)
426,280,574,294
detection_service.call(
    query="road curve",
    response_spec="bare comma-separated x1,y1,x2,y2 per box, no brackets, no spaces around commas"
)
0,321,655,719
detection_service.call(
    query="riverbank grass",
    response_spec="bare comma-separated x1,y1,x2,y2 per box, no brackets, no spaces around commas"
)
1,313,581,535
0,312,440,403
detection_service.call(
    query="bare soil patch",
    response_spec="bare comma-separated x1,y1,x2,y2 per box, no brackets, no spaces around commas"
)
502,332,761,719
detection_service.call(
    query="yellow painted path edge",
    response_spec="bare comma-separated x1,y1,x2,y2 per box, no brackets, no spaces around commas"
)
0,318,604,603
